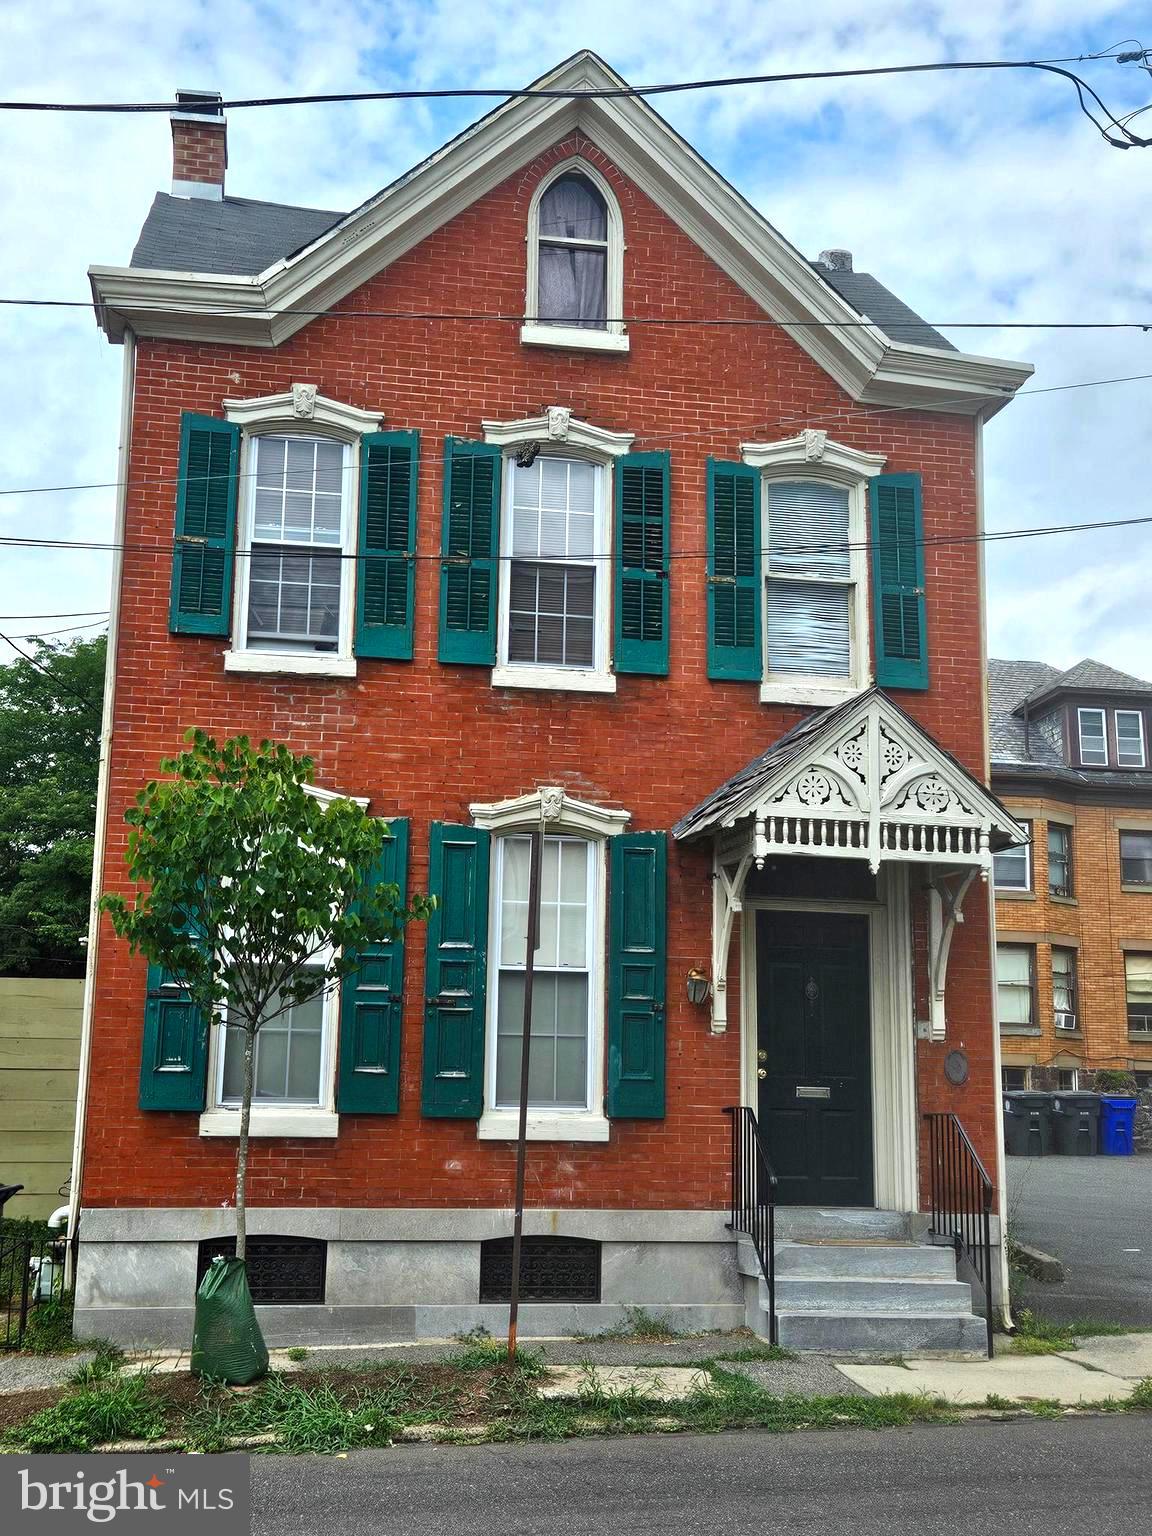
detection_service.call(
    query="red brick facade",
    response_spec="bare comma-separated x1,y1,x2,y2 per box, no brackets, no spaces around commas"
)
81,132,998,1216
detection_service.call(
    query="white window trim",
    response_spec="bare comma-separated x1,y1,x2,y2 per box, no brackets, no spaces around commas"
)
994,838,1032,892
472,789,629,1143
1077,706,1108,766
741,433,885,706
521,158,628,354
479,415,633,693
221,389,383,679
1116,709,1147,768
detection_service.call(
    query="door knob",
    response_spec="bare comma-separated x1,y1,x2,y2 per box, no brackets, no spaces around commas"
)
757,1067,767,1080
757,1049,767,1063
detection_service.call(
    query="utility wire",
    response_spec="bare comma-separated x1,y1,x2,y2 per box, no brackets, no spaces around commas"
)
0,609,109,619
0,54,1147,147
0,619,109,641
0,630,105,715
0,368,1147,506
5,297,1152,329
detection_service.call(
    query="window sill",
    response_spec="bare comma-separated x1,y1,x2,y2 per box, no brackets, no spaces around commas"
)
491,665,617,695
1121,884,1152,895
1054,1030,1083,1039
1128,1033,1152,1042
477,1110,610,1143
995,890,1035,901
998,1026,1042,1036
224,651,357,679
759,681,863,709
1050,893,1078,905
519,323,629,354
199,1108,339,1139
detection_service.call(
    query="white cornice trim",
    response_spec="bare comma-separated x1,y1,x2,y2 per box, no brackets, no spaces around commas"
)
470,786,630,838
741,431,887,481
481,409,634,458
303,783,371,811
223,388,383,437
89,51,1035,413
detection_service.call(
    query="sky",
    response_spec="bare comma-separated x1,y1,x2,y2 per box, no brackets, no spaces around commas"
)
1,0,1151,675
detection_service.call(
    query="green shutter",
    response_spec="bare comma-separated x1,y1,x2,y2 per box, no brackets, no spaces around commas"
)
706,460,761,680
615,452,670,676
355,432,418,660
870,472,928,690
606,832,667,1118
337,819,409,1114
169,412,240,636
421,823,490,1117
438,439,501,665
138,962,209,1111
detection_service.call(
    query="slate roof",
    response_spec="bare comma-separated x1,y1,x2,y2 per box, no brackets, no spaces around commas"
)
989,656,1152,789
127,193,954,353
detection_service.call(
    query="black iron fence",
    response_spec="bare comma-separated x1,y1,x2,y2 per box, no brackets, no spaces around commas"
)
724,1105,779,1345
0,1229,69,1350
924,1112,995,1358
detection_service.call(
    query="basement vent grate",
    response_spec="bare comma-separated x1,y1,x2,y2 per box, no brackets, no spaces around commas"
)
195,1235,327,1305
479,1236,602,1303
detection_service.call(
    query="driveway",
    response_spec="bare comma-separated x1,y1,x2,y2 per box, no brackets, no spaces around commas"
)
1006,1156,1152,1326
253,1419,1152,1536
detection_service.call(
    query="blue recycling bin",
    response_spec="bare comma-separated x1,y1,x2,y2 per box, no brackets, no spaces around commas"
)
1099,1097,1138,1156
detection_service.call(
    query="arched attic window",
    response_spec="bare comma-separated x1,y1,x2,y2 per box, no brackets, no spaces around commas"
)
536,171,610,330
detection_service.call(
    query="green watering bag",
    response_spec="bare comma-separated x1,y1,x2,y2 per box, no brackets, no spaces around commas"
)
190,1256,269,1385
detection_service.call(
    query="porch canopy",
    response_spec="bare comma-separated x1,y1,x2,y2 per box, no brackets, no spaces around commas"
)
672,688,1027,1035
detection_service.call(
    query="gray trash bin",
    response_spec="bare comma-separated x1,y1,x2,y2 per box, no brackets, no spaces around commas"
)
1050,1092,1100,1156
1003,1091,1055,1156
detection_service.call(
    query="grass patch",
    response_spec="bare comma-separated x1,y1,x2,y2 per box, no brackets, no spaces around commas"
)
5,1375,168,1453
67,1341,125,1386
284,1347,309,1363
448,1328,546,1375
572,1306,682,1342
711,1344,798,1363
1131,1378,1152,1409
1011,1308,1135,1354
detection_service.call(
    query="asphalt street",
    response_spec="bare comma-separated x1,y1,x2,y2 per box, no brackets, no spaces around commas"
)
1006,1156,1152,1325
253,1417,1152,1536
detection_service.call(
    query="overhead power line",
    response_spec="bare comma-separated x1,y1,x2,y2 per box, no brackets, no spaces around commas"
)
0,619,109,641
0,367,1148,506
0,609,109,619
0,53,1148,147
0,630,105,715
4,296,1152,330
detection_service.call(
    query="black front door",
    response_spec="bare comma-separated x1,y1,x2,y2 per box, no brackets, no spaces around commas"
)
756,910,873,1207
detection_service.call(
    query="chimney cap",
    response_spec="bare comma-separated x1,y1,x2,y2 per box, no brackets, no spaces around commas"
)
818,248,853,272
172,89,225,121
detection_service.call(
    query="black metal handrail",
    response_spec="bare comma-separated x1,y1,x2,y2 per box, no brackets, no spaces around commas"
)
924,1112,995,1358
723,1105,779,1345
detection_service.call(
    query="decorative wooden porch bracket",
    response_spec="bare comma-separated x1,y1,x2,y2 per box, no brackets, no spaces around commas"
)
927,867,979,1043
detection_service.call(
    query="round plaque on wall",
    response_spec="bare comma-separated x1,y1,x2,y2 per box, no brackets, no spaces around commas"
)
944,1050,969,1086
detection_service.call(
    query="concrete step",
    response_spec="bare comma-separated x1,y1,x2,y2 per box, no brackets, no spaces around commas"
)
775,1308,989,1357
775,1241,957,1280
774,1276,973,1313
773,1208,914,1243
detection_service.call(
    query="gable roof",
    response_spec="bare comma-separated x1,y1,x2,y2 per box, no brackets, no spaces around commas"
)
90,52,1031,415
989,656,1152,785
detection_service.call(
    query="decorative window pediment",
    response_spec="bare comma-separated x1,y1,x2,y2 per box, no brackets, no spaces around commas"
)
470,786,630,838
222,387,383,439
481,409,634,459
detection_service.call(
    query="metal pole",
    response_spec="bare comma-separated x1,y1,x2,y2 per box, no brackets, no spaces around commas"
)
507,825,543,1360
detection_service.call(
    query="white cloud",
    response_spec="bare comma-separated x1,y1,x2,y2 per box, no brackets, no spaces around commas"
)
0,0,1149,678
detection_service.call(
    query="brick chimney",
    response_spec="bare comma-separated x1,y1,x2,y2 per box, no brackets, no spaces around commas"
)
170,89,227,200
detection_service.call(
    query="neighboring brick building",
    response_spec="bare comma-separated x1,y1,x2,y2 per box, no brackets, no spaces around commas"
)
991,658,1152,1104
73,53,1030,1350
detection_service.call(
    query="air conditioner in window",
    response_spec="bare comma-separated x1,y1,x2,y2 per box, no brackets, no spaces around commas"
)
1054,1011,1077,1031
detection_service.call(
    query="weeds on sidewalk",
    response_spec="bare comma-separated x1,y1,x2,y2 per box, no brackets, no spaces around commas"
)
1011,1309,1133,1355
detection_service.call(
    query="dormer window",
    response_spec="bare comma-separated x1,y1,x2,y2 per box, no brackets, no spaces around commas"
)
1077,707,1108,766
521,162,628,354
1117,710,1146,767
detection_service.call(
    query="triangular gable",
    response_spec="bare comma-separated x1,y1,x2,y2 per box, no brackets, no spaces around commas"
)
89,52,1031,414
675,688,1026,873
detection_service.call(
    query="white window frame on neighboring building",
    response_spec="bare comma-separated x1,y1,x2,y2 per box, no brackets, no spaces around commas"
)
996,943,1037,1032
1077,706,1108,766
521,158,628,354
994,824,1032,892
1116,709,1147,768
221,389,384,678
470,788,630,1142
741,433,885,707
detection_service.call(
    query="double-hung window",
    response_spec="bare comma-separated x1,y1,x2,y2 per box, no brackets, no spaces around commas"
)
764,480,859,690
1116,710,1147,767
491,834,598,1113
1120,831,1152,886
1048,823,1073,897
997,944,1036,1031
994,822,1032,892
1126,954,1152,1034
1052,948,1078,1029
1077,708,1108,766
502,454,604,674
242,434,349,655
536,173,609,330
221,965,329,1107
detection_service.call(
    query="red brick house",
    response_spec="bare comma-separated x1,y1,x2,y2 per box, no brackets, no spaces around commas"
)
73,53,1030,1352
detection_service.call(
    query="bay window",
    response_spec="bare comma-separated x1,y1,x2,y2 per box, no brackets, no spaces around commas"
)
1052,948,1078,1029
1047,823,1073,897
1120,831,1152,887
994,823,1032,892
1126,953,1152,1034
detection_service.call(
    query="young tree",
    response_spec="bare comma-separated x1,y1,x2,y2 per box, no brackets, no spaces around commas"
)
101,729,430,1261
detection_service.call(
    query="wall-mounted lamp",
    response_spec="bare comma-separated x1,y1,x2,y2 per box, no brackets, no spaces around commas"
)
686,968,712,1007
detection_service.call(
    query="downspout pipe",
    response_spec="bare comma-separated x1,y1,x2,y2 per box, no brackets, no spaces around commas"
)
66,328,135,1280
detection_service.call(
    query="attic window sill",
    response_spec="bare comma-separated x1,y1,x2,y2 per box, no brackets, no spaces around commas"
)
519,323,630,354
199,1108,339,1139
224,651,357,679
